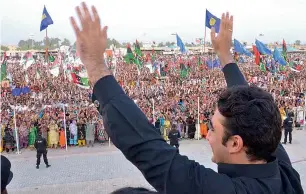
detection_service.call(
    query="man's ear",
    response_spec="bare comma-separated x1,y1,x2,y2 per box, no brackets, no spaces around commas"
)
227,135,244,154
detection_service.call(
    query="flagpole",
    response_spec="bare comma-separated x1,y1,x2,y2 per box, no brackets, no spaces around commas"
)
203,27,207,55
46,28,48,61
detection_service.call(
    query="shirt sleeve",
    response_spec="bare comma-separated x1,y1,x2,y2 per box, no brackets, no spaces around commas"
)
93,73,240,193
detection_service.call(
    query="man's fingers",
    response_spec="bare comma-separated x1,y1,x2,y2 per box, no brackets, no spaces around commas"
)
229,15,234,33
101,26,108,39
91,5,101,27
220,13,225,34
81,2,91,21
225,12,230,31
76,6,85,26
70,17,81,37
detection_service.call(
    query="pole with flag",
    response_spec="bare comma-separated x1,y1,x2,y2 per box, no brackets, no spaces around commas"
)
204,10,221,54
40,5,54,62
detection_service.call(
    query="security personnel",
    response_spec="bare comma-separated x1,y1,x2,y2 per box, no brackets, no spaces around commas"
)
168,124,181,151
283,112,294,144
34,131,51,169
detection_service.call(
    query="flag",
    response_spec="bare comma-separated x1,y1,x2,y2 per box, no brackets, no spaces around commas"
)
205,10,221,33
260,63,266,72
40,6,54,31
234,39,252,57
176,34,186,53
124,44,135,64
282,39,287,61
253,45,260,65
1,53,7,81
255,39,272,55
71,73,90,89
134,40,143,57
180,63,189,78
273,48,287,66
49,55,55,62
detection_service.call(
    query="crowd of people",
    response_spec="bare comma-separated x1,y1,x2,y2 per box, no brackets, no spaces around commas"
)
1,51,306,153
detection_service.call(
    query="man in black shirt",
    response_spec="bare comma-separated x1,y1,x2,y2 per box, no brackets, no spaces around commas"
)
283,112,294,144
34,131,51,169
70,3,303,193
168,124,181,151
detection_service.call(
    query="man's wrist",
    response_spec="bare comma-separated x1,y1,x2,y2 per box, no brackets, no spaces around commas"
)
219,53,235,67
87,60,112,86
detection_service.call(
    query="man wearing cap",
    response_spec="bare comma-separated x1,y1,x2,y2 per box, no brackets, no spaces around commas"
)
1,155,13,194
34,131,51,169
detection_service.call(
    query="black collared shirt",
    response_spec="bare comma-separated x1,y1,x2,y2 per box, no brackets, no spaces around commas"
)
92,63,303,194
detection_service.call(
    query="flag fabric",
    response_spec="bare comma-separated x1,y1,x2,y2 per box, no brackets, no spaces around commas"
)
234,39,252,57
176,34,186,53
273,48,287,66
1,53,7,81
205,10,221,33
260,63,266,72
134,40,143,57
207,58,220,69
255,39,272,55
180,63,189,78
40,6,54,31
71,73,90,89
253,45,260,65
124,44,135,64
49,55,55,62
282,39,287,61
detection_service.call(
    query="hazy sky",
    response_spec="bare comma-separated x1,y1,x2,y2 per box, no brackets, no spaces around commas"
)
1,0,306,45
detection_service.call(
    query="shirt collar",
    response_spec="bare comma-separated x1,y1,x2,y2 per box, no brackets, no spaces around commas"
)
217,157,278,178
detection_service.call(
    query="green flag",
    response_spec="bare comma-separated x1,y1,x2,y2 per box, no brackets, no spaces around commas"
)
259,63,266,72
134,40,143,57
1,59,7,81
124,44,135,64
180,64,189,79
49,55,55,62
135,57,143,70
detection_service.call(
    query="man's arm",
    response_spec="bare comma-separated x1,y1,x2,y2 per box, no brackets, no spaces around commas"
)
93,74,236,194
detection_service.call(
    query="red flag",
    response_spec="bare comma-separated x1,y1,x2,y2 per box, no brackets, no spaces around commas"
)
253,46,260,65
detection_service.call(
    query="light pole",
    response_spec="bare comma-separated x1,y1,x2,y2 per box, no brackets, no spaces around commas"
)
29,34,34,50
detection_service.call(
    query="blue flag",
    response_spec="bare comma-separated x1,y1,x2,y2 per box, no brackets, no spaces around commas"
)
176,34,186,53
40,6,54,31
205,10,221,33
255,39,272,55
273,48,287,66
234,39,252,57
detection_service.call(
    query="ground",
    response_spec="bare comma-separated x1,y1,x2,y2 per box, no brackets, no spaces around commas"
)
4,129,306,194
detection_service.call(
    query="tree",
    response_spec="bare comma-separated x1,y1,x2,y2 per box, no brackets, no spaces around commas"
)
61,38,71,46
157,42,164,47
295,40,301,46
1,45,9,51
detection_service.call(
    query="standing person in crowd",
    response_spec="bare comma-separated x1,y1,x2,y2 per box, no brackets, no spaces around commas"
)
168,124,180,152
283,112,294,144
34,131,51,169
70,3,303,193
78,121,86,147
48,120,59,149
59,128,66,149
3,131,14,153
69,120,78,146
28,123,37,149
86,120,95,147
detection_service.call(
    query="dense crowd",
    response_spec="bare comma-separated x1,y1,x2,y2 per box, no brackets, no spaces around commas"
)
1,52,306,152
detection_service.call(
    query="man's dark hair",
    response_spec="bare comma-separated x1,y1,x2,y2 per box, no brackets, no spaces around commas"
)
217,86,282,161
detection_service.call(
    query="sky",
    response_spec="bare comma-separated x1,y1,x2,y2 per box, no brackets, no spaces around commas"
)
0,0,306,46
